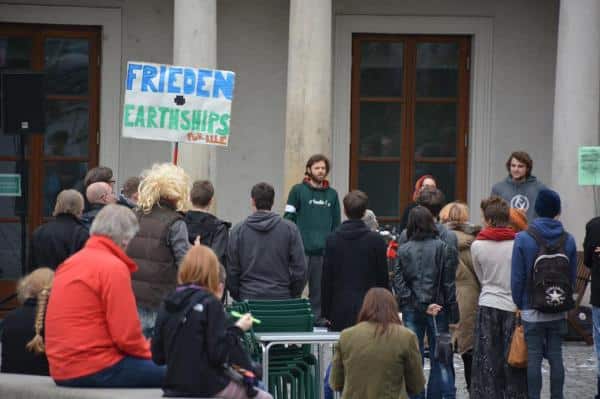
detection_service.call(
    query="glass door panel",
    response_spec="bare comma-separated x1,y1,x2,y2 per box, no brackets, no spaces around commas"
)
351,34,470,223
0,23,100,282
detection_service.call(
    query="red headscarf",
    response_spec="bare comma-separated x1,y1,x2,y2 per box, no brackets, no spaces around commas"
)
412,175,437,201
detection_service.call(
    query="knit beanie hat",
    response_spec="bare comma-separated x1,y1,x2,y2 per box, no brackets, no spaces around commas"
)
534,189,561,218
509,208,528,232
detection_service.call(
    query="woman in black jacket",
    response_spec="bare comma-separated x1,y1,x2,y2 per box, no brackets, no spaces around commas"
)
393,206,458,399
151,244,272,399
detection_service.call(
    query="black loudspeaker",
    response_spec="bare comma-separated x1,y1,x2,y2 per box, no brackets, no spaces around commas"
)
0,71,45,135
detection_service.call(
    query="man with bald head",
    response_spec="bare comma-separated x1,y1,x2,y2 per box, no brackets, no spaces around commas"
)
82,182,116,229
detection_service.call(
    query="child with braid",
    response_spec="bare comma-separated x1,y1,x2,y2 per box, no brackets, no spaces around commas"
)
1,268,54,375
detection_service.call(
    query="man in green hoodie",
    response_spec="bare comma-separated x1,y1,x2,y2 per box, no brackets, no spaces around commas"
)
284,154,341,322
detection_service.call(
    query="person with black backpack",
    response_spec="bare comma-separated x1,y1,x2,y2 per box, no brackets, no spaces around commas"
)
511,189,577,399
185,180,231,268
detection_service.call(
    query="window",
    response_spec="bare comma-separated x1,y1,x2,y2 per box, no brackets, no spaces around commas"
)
0,23,100,280
350,34,470,223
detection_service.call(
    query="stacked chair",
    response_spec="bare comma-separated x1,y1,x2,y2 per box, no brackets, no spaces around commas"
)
227,298,318,399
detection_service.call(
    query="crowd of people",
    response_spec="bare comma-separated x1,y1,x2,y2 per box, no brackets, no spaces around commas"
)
0,150,597,399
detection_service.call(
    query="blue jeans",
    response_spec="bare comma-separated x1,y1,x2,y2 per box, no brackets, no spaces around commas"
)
55,356,166,388
324,362,334,399
523,319,567,399
593,306,600,399
403,310,456,399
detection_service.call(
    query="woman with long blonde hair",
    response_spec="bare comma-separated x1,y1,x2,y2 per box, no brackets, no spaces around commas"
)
126,162,193,337
1,268,54,375
152,245,272,399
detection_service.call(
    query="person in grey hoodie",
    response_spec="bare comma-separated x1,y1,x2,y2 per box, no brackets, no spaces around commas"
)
227,182,307,301
491,151,546,221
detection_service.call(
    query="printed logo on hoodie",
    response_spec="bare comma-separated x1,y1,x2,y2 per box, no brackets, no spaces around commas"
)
308,199,332,207
510,194,530,211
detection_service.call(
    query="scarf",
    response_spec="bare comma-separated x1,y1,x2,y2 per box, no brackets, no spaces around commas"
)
476,227,516,241
303,176,330,189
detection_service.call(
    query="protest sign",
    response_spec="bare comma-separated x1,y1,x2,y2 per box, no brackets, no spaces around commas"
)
122,61,235,147
579,146,600,185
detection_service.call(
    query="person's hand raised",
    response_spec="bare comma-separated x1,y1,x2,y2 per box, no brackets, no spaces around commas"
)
235,313,253,331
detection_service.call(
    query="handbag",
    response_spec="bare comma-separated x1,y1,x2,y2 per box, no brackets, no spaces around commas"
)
507,310,528,368
433,259,453,365
433,315,454,365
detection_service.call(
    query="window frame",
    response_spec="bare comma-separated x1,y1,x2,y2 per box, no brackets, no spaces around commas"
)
350,33,471,223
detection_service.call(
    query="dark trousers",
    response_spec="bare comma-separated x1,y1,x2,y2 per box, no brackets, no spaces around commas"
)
306,255,323,319
461,351,472,391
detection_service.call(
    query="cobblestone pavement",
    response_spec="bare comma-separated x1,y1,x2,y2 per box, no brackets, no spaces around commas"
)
424,342,597,398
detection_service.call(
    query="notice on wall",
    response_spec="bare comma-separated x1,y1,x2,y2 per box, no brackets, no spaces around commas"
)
122,61,235,147
579,147,600,185
0,174,21,196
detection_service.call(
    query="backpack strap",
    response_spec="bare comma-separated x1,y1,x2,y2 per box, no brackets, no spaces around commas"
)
528,227,568,255
549,232,568,254
526,226,547,257
165,290,210,357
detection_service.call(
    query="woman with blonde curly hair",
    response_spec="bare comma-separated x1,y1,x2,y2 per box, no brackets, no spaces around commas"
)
126,162,192,337
1,267,54,375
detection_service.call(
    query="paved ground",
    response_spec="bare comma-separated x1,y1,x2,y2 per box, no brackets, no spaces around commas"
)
0,340,596,398
426,341,597,398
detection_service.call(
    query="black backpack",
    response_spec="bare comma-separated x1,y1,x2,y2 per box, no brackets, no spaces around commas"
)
527,227,574,313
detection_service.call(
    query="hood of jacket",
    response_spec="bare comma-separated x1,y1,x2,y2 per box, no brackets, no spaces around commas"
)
163,285,211,314
246,211,282,232
186,210,232,229
336,219,371,240
302,177,330,190
530,217,566,242
502,175,540,187
446,222,480,250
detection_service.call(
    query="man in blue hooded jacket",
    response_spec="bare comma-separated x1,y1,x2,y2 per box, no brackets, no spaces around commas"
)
511,189,577,399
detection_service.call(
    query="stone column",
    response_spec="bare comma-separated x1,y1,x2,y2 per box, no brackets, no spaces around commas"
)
173,0,217,186
283,0,333,197
552,0,600,243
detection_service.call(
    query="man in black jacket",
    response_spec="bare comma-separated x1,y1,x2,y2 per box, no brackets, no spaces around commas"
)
185,180,230,267
227,182,306,301
81,182,116,230
584,217,600,399
116,176,140,209
29,189,89,271
321,190,389,331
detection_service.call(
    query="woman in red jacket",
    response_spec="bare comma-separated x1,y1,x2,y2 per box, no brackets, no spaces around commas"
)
45,204,165,387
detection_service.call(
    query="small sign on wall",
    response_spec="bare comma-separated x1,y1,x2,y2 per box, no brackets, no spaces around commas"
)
0,174,21,196
579,147,600,185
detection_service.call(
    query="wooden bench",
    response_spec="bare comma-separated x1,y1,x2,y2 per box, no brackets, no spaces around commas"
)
0,373,216,399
